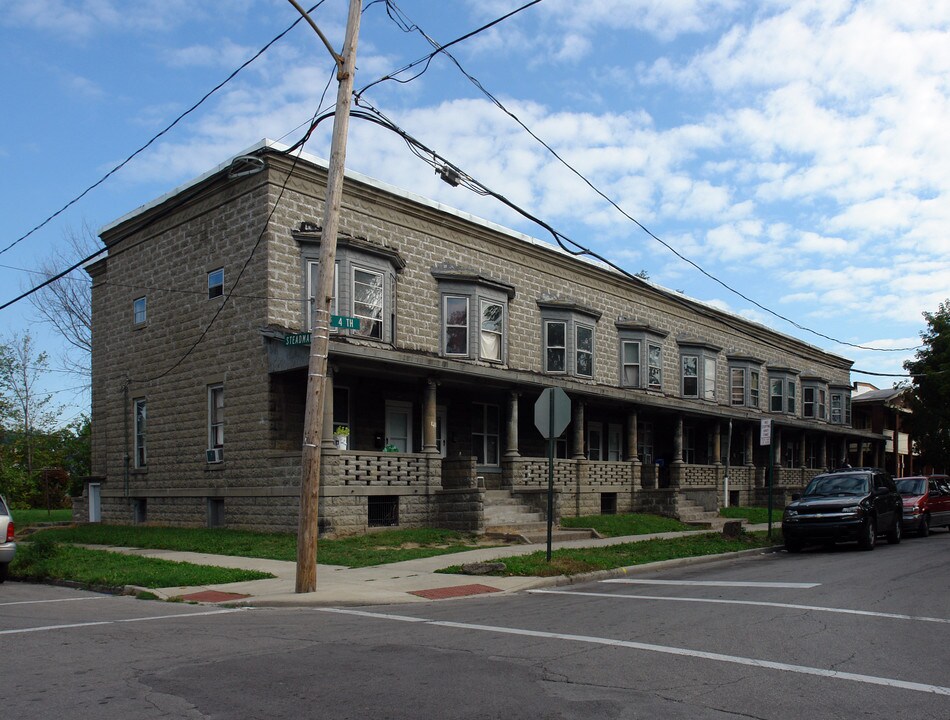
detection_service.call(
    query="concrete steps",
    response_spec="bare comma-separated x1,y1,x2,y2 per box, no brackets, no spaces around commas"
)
483,490,597,543
675,496,725,528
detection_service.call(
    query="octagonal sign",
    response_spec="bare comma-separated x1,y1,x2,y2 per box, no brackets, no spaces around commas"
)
534,387,571,439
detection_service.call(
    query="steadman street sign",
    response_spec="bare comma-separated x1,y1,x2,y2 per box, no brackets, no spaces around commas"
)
284,316,361,346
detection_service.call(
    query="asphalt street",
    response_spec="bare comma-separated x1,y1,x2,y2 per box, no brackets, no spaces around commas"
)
3,532,948,719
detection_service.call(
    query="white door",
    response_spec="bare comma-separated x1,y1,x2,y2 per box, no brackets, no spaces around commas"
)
385,401,413,453
88,483,101,523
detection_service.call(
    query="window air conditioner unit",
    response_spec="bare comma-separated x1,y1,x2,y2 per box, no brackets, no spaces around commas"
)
206,448,224,464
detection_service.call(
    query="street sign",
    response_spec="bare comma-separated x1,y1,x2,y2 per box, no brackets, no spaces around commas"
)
330,315,361,330
534,387,571,439
284,332,312,346
760,418,772,446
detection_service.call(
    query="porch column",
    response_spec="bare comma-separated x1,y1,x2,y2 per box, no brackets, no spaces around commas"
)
504,391,520,458
626,409,639,462
745,425,755,467
572,400,585,459
820,434,828,470
713,422,722,466
858,439,866,468
774,427,783,468
874,439,883,468
321,366,337,452
673,414,684,465
799,430,807,469
893,408,901,476
423,378,439,455
840,437,848,467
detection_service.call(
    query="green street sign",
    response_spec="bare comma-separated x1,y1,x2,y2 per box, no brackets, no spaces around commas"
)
284,333,311,346
331,315,361,330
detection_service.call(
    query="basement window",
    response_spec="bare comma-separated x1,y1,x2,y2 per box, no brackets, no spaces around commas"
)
368,496,398,527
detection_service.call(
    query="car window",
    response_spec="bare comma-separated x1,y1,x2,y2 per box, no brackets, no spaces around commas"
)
804,474,869,496
897,478,926,495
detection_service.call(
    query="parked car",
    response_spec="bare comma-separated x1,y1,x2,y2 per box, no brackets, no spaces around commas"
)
896,475,950,537
782,468,902,552
0,495,15,583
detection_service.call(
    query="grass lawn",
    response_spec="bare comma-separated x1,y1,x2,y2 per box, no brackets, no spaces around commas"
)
10,537,271,589
719,506,784,525
28,524,495,568
10,508,73,525
440,531,777,577
560,513,694,537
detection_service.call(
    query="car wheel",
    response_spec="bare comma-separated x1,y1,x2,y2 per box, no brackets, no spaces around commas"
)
0,563,7,583
918,515,930,538
858,518,876,550
785,538,802,553
887,515,901,544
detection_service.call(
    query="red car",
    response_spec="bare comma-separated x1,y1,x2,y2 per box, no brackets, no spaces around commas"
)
896,475,950,537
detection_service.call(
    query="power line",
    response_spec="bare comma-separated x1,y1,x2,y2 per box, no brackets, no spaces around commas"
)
367,0,921,354
0,2,327,259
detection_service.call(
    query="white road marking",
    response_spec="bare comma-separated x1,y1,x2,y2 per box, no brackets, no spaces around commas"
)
320,607,950,696
0,607,247,635
603,579,820,588
529,589,950,624
0,596,108,607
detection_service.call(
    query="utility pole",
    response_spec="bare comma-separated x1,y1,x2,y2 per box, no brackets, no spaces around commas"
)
293,0,362,593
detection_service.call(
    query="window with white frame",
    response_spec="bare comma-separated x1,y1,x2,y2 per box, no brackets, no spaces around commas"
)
432,269,514,364
298,230,405,345
728,358,763,408
208,385,224,452
802,379,828,420
444,296,469,355
471,403,500,466
133,398,147,468
616,322,667,391
678,341,720,401
768,369,799,415
540,301,601,379
133,296,147,325
637,422,654,464
208,268,224,299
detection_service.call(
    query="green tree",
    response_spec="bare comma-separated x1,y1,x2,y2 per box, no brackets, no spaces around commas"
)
904,300,950,472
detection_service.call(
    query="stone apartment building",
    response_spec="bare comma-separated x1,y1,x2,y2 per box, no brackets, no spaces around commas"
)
81,140,881,534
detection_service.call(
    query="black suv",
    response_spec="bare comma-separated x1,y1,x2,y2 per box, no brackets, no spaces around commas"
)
782,468,902,552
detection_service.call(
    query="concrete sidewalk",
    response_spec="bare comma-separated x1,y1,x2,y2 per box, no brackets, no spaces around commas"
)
108,524,778,607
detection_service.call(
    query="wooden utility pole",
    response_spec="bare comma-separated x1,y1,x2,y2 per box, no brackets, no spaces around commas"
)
294,0,362,593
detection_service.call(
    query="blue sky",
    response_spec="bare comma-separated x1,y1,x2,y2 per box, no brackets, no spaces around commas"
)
1,0,949,422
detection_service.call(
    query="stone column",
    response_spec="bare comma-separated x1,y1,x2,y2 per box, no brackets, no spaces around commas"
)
820,434,828,470
321,366,337,452
673,414,684,465
774,427,783,468
504,391,520,458
799,430,807,469
713,422,722,466
423,377,438,455
745,425,755,467
840,437,848,468
858,439,866,468
572,400,586,459
626,409,639,462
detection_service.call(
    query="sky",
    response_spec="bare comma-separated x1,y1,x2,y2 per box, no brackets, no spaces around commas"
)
1,0,949,424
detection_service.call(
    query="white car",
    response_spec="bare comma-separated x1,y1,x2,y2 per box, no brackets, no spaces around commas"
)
0,495,15,583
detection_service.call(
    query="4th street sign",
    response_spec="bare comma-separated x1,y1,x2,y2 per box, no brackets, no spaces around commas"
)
284,316,361,346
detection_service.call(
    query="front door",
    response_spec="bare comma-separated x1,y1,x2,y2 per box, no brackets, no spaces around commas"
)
385,401,413,453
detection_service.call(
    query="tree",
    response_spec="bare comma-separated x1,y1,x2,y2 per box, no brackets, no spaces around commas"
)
27,224,101,377
904,300,950,472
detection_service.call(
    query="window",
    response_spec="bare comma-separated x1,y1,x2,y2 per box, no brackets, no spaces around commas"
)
621,341,640,386
208,385,224,452
637,422,654,464
678,341,720,401
133,398,147,468
545,321,566,372
444,296,469,355
768,369,799,415
480,301,503,361
472,403,500,466
616,321,667,390
802,379,828,420
352,267,383,339
432,268,513,363
576,324,594,378
588,422,603,460
368,496,399,527
728,358,763,408
208,268,224,299
133,297,147,325
540,301,602,379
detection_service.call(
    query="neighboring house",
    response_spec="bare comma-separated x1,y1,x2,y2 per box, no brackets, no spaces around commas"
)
851,384,917,477
78,140,881,534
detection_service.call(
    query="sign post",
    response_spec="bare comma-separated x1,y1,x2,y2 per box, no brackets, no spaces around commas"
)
534,387,571,561
760,418,774,538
